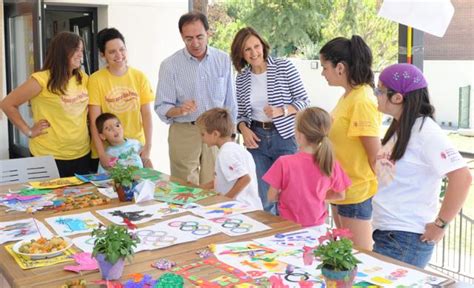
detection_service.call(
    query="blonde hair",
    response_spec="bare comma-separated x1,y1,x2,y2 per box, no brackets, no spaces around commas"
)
296,107,334,176
196,108,233,137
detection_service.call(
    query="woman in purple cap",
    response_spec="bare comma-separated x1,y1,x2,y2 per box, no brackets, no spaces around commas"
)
372,63,472,268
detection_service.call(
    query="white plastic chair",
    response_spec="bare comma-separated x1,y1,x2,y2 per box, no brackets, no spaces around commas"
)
0,155,60,185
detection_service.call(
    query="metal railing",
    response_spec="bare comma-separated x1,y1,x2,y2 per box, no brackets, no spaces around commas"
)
429,208,473,284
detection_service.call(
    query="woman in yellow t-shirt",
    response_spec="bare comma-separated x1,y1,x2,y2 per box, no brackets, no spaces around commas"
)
0,32,91,177
319,35,382,250
88,28,155,172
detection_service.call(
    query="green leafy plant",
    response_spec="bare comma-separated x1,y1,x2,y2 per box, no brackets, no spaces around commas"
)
108,163,138,188
91,224,139,264
314,228,361,271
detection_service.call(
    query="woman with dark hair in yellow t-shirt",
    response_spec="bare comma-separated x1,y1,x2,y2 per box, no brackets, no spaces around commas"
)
88,28,155,172
0,31,91,177
319,35,382,251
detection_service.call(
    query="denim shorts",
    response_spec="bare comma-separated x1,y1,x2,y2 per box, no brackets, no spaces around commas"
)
333,197,372,220
372,230,435,268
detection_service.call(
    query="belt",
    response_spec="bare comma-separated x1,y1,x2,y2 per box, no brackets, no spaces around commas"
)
251,120,274,130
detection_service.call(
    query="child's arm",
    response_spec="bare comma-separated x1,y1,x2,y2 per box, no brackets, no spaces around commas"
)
325,189,345,201
267,186,280,203
198,180,214,190
225,174,251,199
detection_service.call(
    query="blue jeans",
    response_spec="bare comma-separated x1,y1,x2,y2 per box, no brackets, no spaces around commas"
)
248,125,297,214
372,230,435,268
333,197,373,220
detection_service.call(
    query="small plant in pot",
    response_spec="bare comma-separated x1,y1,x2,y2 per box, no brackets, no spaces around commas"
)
314,228,360,288
91,224,139,280
108,163,139,202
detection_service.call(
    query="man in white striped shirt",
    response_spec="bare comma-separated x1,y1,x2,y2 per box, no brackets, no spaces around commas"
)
155,12,236,185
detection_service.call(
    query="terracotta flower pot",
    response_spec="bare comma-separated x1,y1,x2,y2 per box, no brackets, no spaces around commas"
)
95,253,125,280
321,266,357,288
115,183,135,202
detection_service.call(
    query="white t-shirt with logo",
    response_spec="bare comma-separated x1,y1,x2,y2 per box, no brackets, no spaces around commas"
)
373,117,466,234
215,142,263,210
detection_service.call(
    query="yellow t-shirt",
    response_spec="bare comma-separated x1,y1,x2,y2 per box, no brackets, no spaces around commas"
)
29,70,89,160
88,67,155,158
329,85,382,205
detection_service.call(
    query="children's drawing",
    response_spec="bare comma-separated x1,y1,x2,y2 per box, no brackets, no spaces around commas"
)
45,212,102,236
191,201,258,219
96,203,166,225
74,173,110,183
0,193,55,212
0,218,53,244
254,227,326,251
212,241,289,277
159,214,221,240
353,253,449,287
154,180,216,204
29,176,84,189
171,257,253,287
210,214,271,236
133,168,167,181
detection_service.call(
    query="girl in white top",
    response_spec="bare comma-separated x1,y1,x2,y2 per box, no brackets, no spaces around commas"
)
372,63,472,268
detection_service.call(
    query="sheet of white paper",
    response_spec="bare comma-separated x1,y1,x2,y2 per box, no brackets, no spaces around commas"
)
191,200,257,219
354,253,449,287
45,211,102,236
209,214,270,236
378,0,454,37
254,227,326,251
134,179,155,203
96,203,166,225
158,214,221,240
96,187,117,199
0,218,54,244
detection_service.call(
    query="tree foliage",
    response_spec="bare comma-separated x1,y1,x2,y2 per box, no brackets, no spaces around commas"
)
208,0,398,69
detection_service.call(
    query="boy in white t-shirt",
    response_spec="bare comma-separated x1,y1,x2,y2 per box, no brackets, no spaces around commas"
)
195,108,263,210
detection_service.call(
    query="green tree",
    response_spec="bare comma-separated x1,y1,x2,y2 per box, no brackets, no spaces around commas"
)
208,0,332,58
208,0,398,69
321,0,398,71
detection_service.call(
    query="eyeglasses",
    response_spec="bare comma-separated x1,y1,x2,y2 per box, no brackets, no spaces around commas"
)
373,87,386,97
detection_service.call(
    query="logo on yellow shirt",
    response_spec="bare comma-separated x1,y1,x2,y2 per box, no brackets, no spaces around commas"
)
60,90,88,116
105,86,139,113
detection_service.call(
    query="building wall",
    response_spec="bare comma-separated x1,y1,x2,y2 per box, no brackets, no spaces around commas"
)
424,0,474,60
0,0,8,159
0,0,188,174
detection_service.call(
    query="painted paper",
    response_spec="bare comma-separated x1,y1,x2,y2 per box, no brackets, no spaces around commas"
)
210,214,271,236
191,201,257,219
254,227,326,251
154,180,216,204
158,214,221,240
45,212,102,236
29,176,84,189
96,203,167,225
0,218,53,244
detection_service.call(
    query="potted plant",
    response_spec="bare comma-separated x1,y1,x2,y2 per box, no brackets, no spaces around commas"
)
313,228,360,288
108,163,139,202
91,224,139,280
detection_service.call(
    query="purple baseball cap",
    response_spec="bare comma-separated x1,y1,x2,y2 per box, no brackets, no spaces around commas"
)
379,63,428,95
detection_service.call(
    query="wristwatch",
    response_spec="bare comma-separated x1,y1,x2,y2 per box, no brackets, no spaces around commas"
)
282,105,289,117
434,216,448,229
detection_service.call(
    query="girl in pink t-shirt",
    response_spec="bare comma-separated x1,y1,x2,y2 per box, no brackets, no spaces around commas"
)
263,107,351,227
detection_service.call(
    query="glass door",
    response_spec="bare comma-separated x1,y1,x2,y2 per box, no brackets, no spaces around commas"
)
4,0,44,158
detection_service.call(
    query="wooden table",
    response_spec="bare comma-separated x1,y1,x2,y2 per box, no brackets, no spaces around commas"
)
0,182,456,287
